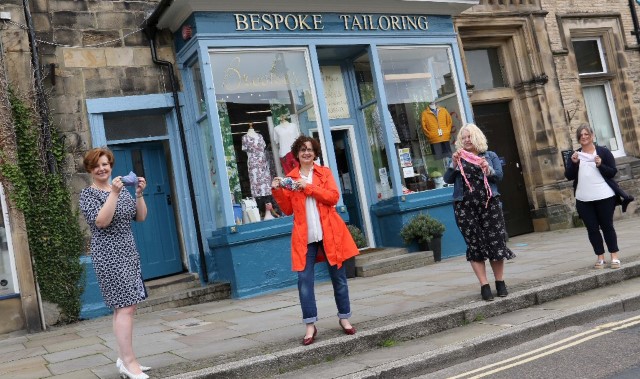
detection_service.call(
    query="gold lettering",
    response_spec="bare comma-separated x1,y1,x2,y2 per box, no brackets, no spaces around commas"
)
284,14,299,30
273,14,284,30
379,16,390,30
365,15,377,30
418,16,428,30
313,14,324,30
261,14,274,31
401,16,408,29
390,16,401,30
339,15,350,30
298,14,311,30
234,14,249,31
351,15,362,30
249,14,262,31
407,16,418,30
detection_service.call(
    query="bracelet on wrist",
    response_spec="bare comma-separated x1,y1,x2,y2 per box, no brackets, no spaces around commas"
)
136,193,143,198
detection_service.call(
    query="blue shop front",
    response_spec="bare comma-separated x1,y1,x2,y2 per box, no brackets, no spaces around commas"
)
151,1,474,299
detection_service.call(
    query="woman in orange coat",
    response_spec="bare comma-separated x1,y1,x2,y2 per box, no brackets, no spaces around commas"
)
272,136,359,346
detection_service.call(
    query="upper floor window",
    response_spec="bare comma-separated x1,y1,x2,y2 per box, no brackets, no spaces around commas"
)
573,38,606,75
464,48,505,90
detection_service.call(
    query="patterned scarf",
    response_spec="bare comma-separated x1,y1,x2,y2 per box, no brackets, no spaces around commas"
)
454,150,492,208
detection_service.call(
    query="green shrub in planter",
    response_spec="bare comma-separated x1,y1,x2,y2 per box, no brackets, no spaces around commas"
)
400,213,445,245
347,224,367,248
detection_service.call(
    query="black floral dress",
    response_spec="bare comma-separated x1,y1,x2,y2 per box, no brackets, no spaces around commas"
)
453,160,515,262
79,187,147,308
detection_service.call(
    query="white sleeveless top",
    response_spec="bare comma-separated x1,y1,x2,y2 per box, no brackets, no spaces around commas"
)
274,121,301,157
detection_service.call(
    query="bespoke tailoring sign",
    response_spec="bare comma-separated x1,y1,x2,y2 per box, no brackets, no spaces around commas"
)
234,13,429,32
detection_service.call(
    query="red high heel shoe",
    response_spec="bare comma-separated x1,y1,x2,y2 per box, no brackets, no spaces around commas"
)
339,319,356,335
303,325,317,345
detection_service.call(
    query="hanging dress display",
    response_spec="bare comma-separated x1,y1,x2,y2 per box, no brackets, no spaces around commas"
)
242,132,272,197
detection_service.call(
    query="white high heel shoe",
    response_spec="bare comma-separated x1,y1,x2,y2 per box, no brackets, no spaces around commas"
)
116,358,151,372
119,363,149,379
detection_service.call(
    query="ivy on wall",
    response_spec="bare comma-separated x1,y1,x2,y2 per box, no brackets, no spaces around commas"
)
0,88,84,323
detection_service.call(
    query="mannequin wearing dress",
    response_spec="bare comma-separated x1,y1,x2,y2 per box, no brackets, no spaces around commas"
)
242,124,272,199
274,115,301,174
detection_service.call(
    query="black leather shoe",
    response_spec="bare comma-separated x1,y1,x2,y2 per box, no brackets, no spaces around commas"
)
495,280,508,297
622,196,634,213
481,284,494,301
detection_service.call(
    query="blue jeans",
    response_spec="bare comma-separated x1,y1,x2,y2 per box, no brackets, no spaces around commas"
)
298,241,352,324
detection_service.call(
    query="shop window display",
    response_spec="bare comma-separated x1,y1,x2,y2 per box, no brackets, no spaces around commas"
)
209,48,322,224
378,46,464,194
0,184,17,296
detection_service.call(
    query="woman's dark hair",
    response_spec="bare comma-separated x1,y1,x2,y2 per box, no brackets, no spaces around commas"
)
576,124,594,142
83,147,115,172
290,136,322,163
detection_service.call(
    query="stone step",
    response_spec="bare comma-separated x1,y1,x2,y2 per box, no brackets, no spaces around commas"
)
146,272,201,298
354,247,409,265
356,251,434,277
138,281,231,314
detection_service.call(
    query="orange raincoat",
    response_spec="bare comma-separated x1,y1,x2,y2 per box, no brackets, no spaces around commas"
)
272,164,359,271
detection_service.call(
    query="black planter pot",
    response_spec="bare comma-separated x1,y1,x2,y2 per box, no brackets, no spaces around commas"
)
428,237,442,262
344,256,356,278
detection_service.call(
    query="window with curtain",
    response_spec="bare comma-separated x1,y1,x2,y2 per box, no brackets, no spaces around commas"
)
572,37,624,156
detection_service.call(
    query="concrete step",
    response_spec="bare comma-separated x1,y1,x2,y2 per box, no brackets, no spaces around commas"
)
138,281,231,314
156,259,640,379
146,272,200,298
354,247,409,265
356,251,434,277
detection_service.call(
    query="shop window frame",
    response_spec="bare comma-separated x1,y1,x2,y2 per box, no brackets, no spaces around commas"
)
0,183,20,297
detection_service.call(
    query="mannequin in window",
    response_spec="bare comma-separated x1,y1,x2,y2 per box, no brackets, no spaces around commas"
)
274,114,301,174
242,123,272,199
421,103,453,159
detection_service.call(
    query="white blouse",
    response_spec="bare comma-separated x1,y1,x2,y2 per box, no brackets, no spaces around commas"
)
301,168,323,243
575,151,614,202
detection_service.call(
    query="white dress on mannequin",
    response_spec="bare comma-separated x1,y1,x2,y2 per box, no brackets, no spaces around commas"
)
274,120,301,158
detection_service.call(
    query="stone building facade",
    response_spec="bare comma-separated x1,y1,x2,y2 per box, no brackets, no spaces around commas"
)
455,0,640,232
1,0,639,330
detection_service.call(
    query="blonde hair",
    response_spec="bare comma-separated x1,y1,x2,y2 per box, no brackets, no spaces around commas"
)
454,123,488,153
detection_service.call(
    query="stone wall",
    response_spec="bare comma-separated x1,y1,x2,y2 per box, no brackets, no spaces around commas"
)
28,0,176,182
458,0,640,230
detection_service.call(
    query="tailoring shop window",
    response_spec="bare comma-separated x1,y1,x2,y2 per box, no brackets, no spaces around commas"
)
0,184,18,296
573,37,625,157
209,48,323,224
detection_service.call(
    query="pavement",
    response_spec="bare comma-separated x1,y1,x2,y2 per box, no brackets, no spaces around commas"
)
1,216,640,379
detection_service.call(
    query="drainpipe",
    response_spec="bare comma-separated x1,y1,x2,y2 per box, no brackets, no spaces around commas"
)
22,0,55,174
631,0,640,45
143,25,209,284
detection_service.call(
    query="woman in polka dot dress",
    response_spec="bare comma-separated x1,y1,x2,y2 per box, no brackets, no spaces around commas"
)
79,148,150,379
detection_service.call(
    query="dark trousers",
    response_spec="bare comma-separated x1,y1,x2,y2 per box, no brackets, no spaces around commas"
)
576,196,618,255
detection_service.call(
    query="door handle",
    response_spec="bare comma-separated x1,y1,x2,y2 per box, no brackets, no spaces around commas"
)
167,194,172,205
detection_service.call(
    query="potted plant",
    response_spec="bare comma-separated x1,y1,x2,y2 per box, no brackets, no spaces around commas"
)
345,225,367,278
400,213,445,261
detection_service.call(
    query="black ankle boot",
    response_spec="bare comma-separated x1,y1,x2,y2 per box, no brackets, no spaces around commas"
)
481,284,494,301
495,280,508,297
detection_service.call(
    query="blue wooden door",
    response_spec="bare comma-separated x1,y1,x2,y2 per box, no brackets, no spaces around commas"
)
111,143,183,279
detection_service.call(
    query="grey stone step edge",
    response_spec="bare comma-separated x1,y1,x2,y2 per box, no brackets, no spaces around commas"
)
163,261,640,379
358,251,433,271
355,248,410,265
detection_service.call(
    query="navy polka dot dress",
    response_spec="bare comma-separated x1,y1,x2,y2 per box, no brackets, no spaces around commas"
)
79,187,147,309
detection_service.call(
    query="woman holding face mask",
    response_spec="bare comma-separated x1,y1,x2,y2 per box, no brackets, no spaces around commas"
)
271,136,359,346
564,124,633,270
79,147,150,379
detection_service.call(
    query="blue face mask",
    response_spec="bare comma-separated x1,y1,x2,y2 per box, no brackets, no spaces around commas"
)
121,171,138,187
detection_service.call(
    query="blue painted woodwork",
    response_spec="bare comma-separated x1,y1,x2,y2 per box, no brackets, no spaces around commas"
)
111,144,183,279
371,188,466,259
209,217,329,298
175,12,455,51
79,256,111,319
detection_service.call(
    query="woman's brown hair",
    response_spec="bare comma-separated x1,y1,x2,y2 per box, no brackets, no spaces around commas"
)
83,147,115,173
290,136,322,163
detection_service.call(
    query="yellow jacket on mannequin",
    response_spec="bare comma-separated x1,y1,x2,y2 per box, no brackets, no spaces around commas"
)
421,105,452,144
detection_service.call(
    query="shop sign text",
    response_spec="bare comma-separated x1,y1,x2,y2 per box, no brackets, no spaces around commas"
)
234,13,429,32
